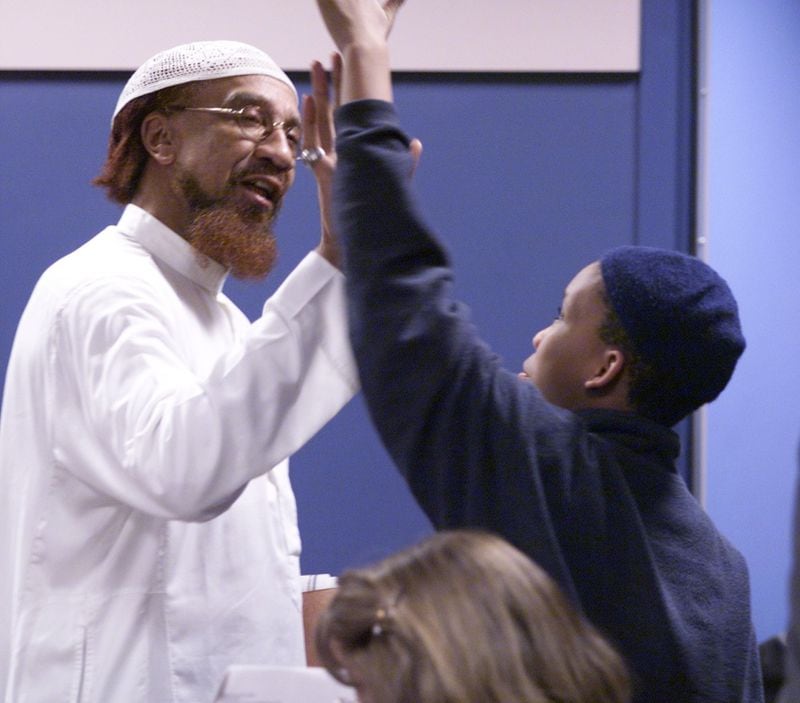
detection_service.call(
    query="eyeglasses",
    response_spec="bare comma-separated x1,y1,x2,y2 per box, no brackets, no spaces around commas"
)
167,105,302,158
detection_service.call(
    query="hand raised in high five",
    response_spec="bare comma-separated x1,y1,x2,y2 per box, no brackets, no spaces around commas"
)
315,0,404,103
316,0,405,52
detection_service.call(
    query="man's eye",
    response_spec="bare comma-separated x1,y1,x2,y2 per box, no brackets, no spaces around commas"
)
235,105,264,120
286,127,301,144
240,110,264,127
555,306,564,321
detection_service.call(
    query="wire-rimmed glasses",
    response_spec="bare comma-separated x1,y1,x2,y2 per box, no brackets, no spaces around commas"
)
167,105,303,159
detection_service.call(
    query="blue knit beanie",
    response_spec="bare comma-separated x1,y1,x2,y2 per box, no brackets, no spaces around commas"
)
600,246,745,423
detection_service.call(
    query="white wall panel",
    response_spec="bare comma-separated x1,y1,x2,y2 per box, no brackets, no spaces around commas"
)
0,0,639,72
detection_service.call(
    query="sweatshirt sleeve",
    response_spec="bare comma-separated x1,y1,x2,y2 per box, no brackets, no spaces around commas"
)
334,100,584,589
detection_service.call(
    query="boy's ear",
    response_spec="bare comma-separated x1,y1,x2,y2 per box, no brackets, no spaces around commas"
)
585,348,626,390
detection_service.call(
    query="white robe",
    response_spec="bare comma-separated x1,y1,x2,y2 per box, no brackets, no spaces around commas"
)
0,205,358,702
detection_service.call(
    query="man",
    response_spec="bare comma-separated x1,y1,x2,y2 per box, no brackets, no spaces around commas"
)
315,1,764,701
0,41,357,702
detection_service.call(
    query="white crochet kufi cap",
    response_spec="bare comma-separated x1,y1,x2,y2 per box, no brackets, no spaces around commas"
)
112,40,296,121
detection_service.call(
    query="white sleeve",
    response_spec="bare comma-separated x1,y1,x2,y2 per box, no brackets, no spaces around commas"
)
52,252,358,521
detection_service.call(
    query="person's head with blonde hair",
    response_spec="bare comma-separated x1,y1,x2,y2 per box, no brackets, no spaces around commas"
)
316,530,630,703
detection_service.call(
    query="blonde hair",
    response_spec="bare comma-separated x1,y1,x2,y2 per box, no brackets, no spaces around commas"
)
316,530,630,703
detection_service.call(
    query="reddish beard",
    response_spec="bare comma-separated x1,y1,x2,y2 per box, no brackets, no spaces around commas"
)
180,173,282,280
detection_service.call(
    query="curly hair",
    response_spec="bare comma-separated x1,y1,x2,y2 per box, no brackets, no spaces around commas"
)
93,82,199,204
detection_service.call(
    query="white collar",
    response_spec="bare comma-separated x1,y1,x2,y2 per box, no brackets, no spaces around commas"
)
117,204,228,295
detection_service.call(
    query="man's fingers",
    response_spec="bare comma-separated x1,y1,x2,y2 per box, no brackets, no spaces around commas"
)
331,53,343,110
311,60,335,153
409,138,423,178
301,93,318,149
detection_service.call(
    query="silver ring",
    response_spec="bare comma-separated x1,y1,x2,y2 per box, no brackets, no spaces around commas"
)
299,146,326,166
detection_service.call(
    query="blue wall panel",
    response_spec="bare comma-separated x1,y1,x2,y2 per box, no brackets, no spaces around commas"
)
0,73,642,573
0,2,701,583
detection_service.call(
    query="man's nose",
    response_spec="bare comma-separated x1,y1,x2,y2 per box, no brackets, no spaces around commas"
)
253,129,296,171
533,327,547,350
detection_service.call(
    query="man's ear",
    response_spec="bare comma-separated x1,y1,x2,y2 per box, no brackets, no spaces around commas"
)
140,112,177,165
585,348,626,390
